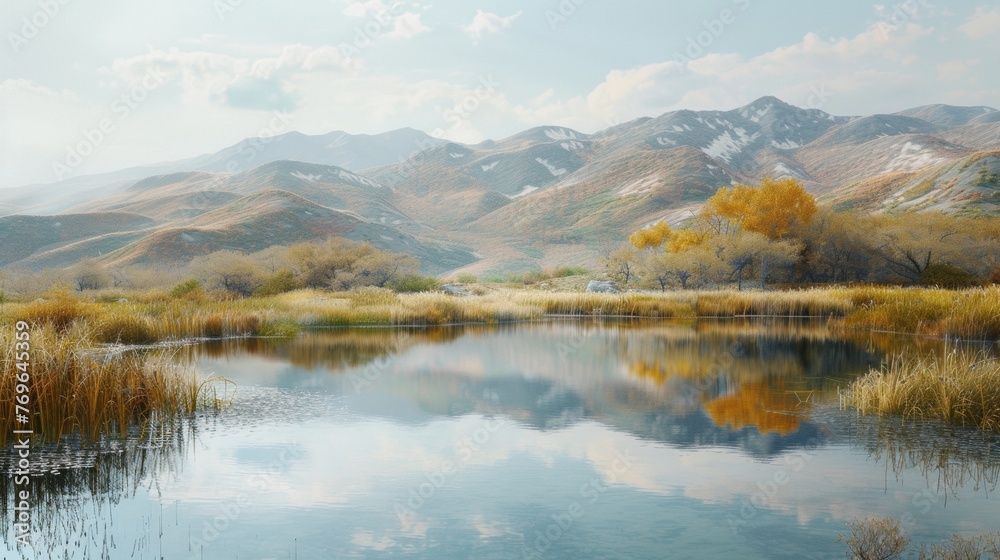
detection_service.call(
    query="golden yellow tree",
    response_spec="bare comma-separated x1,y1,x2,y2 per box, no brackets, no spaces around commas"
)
702,177,817,240
628,222,673,250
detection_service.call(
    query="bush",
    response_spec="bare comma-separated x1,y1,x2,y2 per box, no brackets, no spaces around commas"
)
837,517,910,560
390,275,441,293
253,269,302,297
170,279,205,299
919,263,980,289
552,266,589,278
457,273,477,284
990,267,1000,285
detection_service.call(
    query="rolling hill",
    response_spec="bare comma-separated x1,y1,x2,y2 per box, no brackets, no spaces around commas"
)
2,96,999,276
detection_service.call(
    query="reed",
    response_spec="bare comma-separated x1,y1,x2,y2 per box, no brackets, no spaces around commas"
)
842,350,1000,431
0,324,220,445
695,289,853,318
8,285,1000,343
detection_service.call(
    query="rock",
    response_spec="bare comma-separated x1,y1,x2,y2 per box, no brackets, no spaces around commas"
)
442,284,472,296
585,280,620,294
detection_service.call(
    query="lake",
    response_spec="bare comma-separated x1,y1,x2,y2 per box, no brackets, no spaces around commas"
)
4,319,1000,559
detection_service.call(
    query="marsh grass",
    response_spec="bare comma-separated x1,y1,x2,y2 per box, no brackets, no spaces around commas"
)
0,324,222,445
695,289,853,318
9,285,1000,342
842,350,1000,432
838,517,1000,559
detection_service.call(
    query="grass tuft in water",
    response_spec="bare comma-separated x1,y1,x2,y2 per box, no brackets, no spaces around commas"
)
842,350,1000,432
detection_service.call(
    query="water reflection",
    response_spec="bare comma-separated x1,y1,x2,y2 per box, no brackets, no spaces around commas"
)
0,419,194,559
849,413,1000,496
6,319,1000,559
188,320,885,459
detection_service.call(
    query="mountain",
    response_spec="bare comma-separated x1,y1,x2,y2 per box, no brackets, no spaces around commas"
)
0,128,445,216
181,128,443,173
895,104,999,128
2,97,1000,276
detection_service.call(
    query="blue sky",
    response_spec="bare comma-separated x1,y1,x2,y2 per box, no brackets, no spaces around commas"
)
1,0,998,187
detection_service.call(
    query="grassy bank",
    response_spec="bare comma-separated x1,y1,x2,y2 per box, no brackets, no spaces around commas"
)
6,285,1000,342
841,350,1000,432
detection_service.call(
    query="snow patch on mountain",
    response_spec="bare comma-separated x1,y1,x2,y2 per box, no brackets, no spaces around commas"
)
702,128,761,163
338,169,380,188
770,139,801,150
291,171,322,182
536,158,567,177
508,185,538,199
544,128,578,141
481,161,499,172
884,142,949,173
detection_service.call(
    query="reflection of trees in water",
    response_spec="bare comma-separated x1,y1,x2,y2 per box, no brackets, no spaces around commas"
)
703,382,808,435
849,414,1000,497
621,319,887,436
186,327,466,371
0,419,193,559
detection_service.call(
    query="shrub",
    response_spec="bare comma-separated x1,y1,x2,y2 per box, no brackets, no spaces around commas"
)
990,267,1000,285
837,517,910,560
919,263,980,289
390,275,441,293
552,266,589,278
253,269,302,297
457,273,478,284
170,279,205,299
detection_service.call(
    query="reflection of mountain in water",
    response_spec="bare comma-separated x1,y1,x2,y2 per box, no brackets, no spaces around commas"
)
192,320,890,458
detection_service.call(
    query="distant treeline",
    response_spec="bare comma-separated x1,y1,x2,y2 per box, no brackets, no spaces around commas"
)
608,178,1000,290
0,239,437,300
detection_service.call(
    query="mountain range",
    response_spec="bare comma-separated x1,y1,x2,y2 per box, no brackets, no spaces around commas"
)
2,96,999,276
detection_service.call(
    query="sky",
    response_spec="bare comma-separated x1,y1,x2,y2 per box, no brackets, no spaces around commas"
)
1,0,998,187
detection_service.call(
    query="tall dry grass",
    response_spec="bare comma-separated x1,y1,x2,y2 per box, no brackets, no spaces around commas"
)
0,324,226,445
841,350,1000,431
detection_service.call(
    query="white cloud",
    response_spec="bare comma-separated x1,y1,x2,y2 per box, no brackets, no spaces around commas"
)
936,59,979,81
959,6,1000,38
385,12,430,40
463,10,522,42
101,45,360,106
500,21,940,132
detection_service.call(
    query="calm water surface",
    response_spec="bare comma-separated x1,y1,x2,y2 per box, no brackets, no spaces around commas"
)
3,319,1000,559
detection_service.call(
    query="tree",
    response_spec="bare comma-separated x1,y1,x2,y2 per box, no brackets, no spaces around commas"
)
872,212,982,282
352,252,419,288
72,258,112,291
805,209,875,283
701,177,817,240
190,250,264,296
629,222,672,250
710,231,799,290
602,244,637,284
